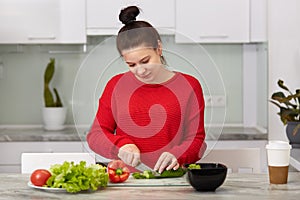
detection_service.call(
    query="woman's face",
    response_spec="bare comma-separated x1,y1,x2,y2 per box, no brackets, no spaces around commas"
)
122,46,164,84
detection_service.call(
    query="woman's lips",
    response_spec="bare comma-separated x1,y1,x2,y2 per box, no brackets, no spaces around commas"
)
138,73,151,79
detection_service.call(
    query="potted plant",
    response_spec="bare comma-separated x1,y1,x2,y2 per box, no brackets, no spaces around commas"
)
42,58,67,131
270,79,300,148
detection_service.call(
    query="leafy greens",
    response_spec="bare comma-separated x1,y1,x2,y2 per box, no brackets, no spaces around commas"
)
46,161,108,193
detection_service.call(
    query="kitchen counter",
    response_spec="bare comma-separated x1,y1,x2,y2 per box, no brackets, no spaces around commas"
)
0,127,83,142
1,173,300,200
0,126,267,142
290,149,300,171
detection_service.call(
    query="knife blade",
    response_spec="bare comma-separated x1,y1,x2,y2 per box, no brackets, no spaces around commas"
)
135,162,160,176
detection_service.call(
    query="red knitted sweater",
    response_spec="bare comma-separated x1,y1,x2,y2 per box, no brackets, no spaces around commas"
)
87,71,206,168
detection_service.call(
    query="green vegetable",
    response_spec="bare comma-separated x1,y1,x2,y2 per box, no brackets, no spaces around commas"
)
188,164,201,169
46,161,108,193
132,170,156,179
132,168,186,179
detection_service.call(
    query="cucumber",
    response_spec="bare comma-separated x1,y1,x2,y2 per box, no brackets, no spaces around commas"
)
132,167,186,179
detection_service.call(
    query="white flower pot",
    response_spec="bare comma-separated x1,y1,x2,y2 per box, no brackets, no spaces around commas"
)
42,107,67,131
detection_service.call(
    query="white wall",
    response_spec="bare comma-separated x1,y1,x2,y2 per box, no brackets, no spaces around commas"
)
0,39,245,126
268,0,300,140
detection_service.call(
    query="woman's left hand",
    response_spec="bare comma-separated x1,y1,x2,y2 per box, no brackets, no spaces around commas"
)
154,152,180,173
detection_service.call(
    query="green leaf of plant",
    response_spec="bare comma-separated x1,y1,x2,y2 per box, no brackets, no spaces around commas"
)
271,92,297,108
296,89,300,106
44,58,55,84
269,100,282,108
281,109,299,123
44,86,54,107
270,80,300,126
54,88,63,107
278,79,290,92
43,58,56,107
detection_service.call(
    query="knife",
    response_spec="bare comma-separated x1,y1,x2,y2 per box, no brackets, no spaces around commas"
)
135,162,160,176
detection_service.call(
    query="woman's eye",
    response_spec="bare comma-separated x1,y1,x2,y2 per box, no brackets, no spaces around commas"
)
129,64,136,67
141,59,149,64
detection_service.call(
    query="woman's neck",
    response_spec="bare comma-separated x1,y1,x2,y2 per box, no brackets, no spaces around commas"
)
152,67,175,84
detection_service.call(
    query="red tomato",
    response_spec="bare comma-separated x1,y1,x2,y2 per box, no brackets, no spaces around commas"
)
107,160,130,183
30,169,52,186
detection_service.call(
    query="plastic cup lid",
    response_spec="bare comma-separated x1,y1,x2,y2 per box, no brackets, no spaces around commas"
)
266,140,292,150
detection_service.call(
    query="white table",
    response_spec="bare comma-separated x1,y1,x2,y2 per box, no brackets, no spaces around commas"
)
1,173,300,200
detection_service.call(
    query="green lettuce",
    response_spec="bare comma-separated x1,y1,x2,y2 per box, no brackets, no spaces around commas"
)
46,161,108,193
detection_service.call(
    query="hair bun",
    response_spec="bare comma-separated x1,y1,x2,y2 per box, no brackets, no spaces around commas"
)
119,6,140,25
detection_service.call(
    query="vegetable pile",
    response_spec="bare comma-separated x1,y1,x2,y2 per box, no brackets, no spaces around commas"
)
47,161,108,193
132,167,186,179
187,164,201,169
30,161,108,193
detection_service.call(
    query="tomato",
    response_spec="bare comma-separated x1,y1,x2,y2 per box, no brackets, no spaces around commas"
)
107,160,130,183
30,169,52,186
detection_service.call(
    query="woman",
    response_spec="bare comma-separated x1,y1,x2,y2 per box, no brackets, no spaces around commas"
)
87,6,206,173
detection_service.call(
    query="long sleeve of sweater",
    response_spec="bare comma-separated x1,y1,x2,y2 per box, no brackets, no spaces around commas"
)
87,74,134,159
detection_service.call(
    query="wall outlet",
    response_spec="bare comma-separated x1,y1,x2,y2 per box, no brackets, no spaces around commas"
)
205,95,226,107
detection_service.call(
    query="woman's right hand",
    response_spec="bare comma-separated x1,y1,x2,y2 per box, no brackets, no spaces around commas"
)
118,144,140,167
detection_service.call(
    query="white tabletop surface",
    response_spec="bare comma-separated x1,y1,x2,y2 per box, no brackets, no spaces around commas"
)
1,172,300,200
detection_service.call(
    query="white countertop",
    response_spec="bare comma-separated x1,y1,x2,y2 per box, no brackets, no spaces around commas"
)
1,173,300,199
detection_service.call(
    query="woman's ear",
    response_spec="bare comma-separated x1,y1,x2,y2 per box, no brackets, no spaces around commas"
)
157,40,163,56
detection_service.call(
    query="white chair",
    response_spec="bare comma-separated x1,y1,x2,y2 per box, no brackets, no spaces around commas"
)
200,148,261,173
21,152,96,174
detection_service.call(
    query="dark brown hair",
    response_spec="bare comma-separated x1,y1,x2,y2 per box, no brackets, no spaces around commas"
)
117,6,164,63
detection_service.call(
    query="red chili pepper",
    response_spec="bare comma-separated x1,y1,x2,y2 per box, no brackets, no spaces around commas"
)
107,160,130,183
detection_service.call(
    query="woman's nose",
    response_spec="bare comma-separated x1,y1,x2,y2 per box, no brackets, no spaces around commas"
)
136,65,146,75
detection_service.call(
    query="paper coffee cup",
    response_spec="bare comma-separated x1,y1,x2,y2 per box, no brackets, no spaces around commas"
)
266,141,292,184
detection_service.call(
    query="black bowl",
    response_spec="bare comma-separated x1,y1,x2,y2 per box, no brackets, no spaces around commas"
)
185,163,227,192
